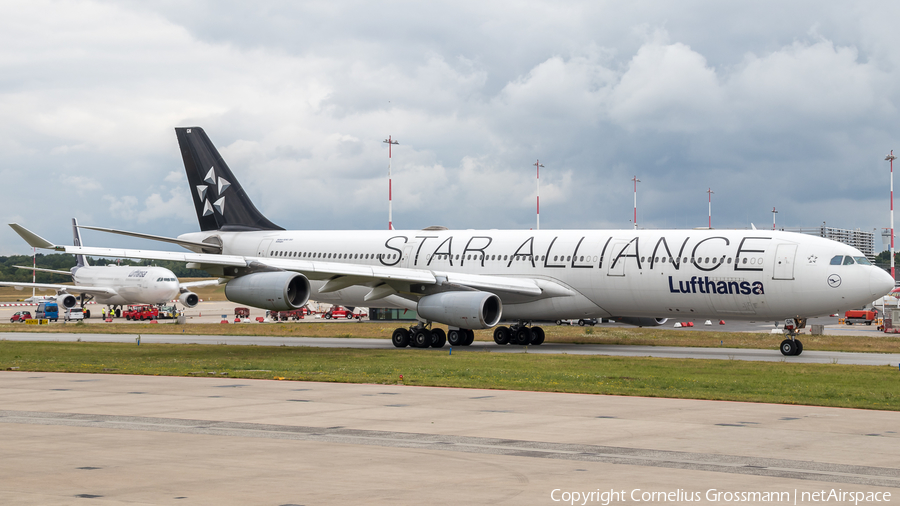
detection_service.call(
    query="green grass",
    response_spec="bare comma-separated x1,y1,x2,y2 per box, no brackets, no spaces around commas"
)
2,341,898,411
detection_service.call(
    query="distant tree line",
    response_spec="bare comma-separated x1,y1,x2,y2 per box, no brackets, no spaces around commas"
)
0,254,211,283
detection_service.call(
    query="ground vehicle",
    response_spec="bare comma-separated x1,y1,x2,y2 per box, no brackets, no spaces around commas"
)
324,306,353,319
844,309,877,325
124,304,159,321
157,305,179,319
267,309,304,321
65,308,84,321
36,302,59,322
577,318,598,326
234,307,250,318
10,311,32,323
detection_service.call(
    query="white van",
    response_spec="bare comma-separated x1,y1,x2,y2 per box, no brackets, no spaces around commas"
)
65,308,84,321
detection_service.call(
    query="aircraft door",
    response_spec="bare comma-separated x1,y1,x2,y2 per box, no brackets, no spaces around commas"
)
606,242,627,277
402,242,417,268
773,244,798,280
257,239,272,257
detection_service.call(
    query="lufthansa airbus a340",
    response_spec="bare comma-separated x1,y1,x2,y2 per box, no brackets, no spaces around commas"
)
4,219,215,316
13,127,894,355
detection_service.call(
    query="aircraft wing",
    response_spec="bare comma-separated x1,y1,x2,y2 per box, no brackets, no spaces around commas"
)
0,281,118,297
14,265,72,276
59,245,570,302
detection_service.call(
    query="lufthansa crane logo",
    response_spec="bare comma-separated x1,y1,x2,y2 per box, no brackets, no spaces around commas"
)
827,274,841,288
195,166,230,216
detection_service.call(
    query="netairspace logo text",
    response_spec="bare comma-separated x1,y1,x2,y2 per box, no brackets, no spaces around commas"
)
549,488,892,505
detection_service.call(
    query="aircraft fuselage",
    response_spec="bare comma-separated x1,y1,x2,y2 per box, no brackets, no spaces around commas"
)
180,228,891,321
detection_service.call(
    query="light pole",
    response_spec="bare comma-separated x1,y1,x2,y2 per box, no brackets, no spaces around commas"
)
707,188,714,229
772,207,778,231
383,136,398,230
534,160,544,230
632,176,641,230
887,151,896,281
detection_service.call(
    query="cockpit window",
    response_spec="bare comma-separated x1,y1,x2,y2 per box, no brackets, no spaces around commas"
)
830,255,843,265
853,256,872,265
843,256,856,265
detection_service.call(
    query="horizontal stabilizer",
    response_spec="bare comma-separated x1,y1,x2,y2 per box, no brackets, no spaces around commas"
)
78,225,222,253
8,224,60,250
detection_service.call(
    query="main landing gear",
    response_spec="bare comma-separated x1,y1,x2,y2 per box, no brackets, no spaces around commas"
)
779,317,806,356
492,323,544,346
391,324,474,348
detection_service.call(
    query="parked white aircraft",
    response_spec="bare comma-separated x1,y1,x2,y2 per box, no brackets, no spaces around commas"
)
2,219,213,316
13,127,894,355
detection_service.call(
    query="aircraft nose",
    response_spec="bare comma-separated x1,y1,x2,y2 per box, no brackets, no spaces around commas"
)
871,267,895,297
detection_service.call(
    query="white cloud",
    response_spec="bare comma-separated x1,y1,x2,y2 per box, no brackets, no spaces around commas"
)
2,1,900,255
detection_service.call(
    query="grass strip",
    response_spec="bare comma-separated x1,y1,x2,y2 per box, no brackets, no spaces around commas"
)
2,341,898,411
3,321,900,354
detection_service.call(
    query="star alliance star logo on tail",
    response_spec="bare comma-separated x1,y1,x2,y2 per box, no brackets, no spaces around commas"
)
196,166,231,217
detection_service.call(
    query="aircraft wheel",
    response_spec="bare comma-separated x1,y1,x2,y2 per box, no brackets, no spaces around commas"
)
530,326,545,345
514,327,533,345
463,329,475,346
794,340,803,356
447,330,464,346
412,329,432,348
779,339,797,356
391,328,410,348
431,328,446,348
493,326,510,345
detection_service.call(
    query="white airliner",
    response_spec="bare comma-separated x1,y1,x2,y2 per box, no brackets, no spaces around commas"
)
12,127,894,355
2,219,213,316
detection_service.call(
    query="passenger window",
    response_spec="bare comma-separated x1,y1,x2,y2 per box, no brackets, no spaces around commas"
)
854,256,872,265
830,255,843,265
843,256,855,265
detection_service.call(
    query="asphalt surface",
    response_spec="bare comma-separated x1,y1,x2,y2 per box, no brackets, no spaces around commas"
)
1,372,897,504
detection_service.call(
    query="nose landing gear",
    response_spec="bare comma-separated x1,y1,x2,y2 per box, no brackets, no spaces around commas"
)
779,317,805,356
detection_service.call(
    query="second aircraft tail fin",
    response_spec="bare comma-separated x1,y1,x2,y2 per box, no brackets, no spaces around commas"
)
72,218,89,268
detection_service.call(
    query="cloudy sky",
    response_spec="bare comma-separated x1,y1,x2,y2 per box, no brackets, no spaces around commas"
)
1,0,898,255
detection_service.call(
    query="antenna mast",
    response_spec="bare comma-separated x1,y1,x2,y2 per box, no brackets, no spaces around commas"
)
383,136,399,230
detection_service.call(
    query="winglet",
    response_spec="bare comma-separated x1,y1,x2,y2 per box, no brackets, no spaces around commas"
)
8,223,63,250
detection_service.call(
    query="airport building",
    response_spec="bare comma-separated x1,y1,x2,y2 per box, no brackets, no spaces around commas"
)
783,226,876,261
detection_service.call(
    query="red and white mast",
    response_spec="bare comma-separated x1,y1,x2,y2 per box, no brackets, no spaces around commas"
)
887,151,896,281
383,136,398,230
32,247,36,300
772,207,778,231
632,176,640,229
535,159,544,230
707,188,714,229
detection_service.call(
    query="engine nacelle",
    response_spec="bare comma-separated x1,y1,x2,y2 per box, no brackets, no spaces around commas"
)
179,291,199,308
616,317,668,327
57,294,77,309
417,291,502,329
225,271,310,311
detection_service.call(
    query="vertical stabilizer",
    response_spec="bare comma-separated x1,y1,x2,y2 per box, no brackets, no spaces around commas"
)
175,127,282,232
72,218,89,268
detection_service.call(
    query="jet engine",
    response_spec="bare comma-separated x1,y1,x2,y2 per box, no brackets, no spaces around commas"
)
417,291,502,329
225,271,310,311
616,317,668,327
179,291,199,308
57,294,77,309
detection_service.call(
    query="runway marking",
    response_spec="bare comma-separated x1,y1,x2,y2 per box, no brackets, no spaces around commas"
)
2,409,897,488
